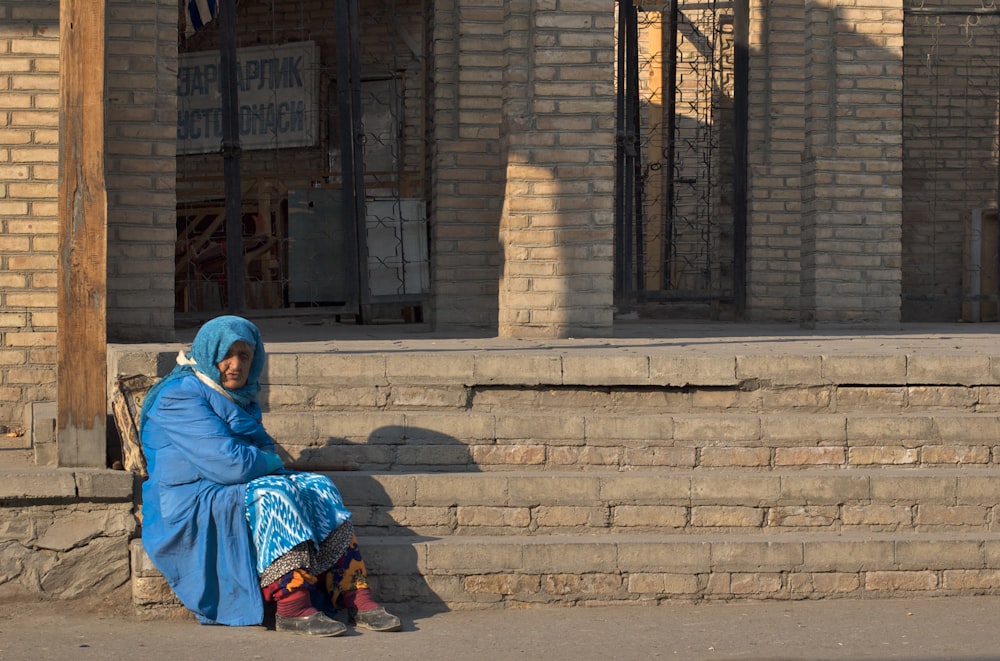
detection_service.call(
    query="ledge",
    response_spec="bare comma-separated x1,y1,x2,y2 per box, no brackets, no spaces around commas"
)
0,468,135,501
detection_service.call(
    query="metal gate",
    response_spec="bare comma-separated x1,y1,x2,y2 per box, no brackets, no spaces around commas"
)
901,2,1000,322
175,0,429,322
615,0,748,318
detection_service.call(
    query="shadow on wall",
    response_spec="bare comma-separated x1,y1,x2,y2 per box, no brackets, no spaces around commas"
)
291,424,477,613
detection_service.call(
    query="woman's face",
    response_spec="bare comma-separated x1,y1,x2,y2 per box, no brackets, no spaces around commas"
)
217,340,254,389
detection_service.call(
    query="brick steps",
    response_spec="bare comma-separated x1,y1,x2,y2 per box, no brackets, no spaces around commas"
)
132,531,1000,610
336,531,1000,607
267,411,1000,471
110,343,1000,611
334,468,1000,537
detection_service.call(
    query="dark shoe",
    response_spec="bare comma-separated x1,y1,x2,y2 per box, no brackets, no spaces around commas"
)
351,607,402,632
276,611,347,636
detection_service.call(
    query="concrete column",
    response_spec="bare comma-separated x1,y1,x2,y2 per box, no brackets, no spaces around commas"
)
497,0,616,338
801,0,903,326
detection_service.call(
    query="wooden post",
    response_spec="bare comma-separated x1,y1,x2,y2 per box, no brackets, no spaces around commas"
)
57,0,107,467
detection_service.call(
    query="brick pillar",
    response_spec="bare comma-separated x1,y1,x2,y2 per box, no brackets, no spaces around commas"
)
801,0,903,326
497,0,616,339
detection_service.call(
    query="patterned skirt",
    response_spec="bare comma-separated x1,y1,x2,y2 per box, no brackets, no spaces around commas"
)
245,472,354,586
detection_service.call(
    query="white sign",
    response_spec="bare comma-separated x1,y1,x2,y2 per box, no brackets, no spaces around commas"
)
177,41,318,155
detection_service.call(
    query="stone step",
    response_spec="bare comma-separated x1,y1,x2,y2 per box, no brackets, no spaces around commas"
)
265,411,1000,471
332,468,1000,536
131,531,1000,610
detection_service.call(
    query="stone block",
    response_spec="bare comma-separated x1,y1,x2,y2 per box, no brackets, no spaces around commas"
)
617,540,711,572
673,414,760,443
823,354,906,383
691,474,780,506
521,540,617,573
908,355,992,385
474,353,563,385
763,414,847,444
298,354,387,386
601,474,691,505
496,413,585,441
506,474,601,506
691,506,764,528
387,353,475,384
780,474,868,505
802,540,894,572
864,570,938,592
895,539,984,570
0,469,76,499
74,469,135,499
712,541,803,571
561,352,649,385
736,355,822,385
648,355,738,386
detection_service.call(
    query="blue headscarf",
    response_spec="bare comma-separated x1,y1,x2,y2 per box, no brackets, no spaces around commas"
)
139,315,266,432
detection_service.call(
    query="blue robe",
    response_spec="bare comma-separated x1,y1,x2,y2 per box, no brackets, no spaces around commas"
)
141,373,280,625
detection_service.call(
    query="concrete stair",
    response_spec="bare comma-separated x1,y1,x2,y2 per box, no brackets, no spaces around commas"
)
114,340,1000,612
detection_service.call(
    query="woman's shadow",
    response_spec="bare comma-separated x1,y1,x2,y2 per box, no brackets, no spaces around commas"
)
285,425,476,630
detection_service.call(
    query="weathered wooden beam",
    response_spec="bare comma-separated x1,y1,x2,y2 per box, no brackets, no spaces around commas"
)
57,0,107,467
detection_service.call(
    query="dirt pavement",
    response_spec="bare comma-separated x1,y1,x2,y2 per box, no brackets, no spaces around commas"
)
1,595,999,660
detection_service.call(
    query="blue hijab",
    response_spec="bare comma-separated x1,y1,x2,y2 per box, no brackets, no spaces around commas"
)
140,315,266,432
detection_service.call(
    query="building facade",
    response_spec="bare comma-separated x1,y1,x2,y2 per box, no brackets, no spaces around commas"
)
0,0,996,466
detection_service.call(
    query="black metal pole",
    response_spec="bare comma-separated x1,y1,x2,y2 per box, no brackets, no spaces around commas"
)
732,0,749,318
663,0,679,290
219,0,244,313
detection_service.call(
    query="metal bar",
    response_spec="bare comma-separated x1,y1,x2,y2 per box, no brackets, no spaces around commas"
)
347,0,371,320
615,0,630,300
663,0,679,289
335,0,362,318
219,0,244,313
627,2,645,295
732,0,749,317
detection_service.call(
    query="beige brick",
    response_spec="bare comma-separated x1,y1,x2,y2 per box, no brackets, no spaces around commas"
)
803,540,894,572
914,505,987,528
463,573,540,596
548,445,619,467
730,573,783,595
790,572,861,595
627,573,699,595
472,444,546,466
942,569,1000,590
849,446,920,466
700,446,771,467
843,504,912,527
534,506,606,528
456,506,530,529
864,571,938,592
922,445,990,465
896,539,984,570
544,573,622,597
691,506,764,528
774,446,845,466
612,505,687,529
768,506,838,528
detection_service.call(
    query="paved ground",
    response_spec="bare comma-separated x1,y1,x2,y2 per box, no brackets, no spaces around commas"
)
2,595,1000,660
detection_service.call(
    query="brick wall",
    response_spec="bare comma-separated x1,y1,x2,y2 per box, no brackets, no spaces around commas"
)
106,0,178,341
430,0,505,328
746,0,804,321
0,1,59,446
0,0,176,460
496,0,616,338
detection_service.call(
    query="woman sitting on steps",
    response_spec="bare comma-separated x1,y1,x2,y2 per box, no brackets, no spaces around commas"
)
139,314,400,636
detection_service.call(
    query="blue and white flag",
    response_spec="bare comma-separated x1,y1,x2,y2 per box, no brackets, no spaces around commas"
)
185,0,220,36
